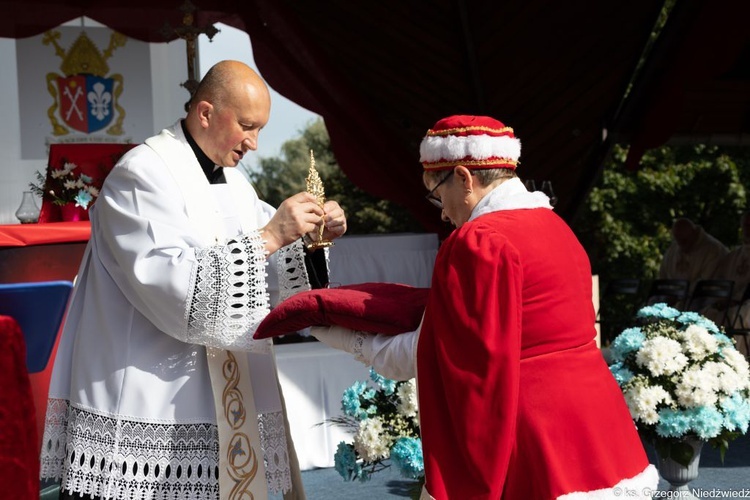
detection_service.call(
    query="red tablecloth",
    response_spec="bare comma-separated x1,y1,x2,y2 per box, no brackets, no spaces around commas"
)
0,315,39,498
0,221,90,247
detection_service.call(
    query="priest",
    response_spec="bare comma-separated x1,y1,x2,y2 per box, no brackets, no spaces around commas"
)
659,218,728,287
40,60,346,500
313,115,658,499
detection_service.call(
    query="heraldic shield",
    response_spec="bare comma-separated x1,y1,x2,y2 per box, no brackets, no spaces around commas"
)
56,75,115,134
43,29,127,137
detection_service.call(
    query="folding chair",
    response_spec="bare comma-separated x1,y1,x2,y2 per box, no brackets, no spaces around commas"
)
726,283,750,356
685,279,735,328
643,279,690,309
596,278,642,345
0,280,73,373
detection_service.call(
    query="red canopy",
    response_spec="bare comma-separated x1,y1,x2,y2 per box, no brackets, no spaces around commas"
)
1,0,747,232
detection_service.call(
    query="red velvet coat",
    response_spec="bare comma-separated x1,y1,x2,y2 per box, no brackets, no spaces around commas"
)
417,208,651,499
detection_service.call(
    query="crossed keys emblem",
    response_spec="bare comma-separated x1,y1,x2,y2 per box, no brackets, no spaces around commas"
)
62,84,83,122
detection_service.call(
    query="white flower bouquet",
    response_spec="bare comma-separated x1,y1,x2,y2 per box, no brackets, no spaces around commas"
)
31,161,101,209
609,303,750,466
327,368,424,498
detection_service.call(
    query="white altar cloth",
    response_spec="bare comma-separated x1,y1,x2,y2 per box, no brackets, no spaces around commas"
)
276,341,370,470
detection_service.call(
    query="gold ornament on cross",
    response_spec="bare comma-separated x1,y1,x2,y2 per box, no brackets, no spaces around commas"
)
305,149,333,250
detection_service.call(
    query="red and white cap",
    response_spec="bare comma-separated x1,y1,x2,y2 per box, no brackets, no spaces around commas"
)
419,115,521,171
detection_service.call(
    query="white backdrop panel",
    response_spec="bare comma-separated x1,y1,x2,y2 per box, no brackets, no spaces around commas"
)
328,233,439,288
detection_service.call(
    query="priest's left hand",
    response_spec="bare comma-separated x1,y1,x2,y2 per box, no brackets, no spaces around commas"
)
321,200,347,241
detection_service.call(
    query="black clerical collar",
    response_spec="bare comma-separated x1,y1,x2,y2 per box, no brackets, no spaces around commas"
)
181,120,226,184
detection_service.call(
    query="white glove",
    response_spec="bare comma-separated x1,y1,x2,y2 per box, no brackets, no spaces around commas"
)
310,325,418,381
310,325,369,361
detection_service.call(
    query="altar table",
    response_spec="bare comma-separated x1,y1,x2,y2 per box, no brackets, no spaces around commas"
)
0,221,89,284
275,233,439,470
275,341,371,470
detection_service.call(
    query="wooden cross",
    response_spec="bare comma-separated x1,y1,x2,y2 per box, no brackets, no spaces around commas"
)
160,0,219,110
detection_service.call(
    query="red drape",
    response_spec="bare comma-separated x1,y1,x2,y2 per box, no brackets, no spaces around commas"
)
2,0,448,234
0,315,39,499
0,0,745,232
624,0,750,170
238,1,441,233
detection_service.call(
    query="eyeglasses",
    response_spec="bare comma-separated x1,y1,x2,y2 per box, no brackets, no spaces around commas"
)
424,170,454,209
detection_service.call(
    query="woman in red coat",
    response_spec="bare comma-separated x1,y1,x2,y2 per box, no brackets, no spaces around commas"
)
314,115,658,499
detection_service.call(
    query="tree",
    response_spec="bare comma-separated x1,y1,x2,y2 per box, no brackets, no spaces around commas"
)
573,143,748,343
575,144,746,285
248,118,424,235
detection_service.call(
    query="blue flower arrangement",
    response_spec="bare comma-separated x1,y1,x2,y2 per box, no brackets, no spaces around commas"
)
609,303,750,466
326,368,424,498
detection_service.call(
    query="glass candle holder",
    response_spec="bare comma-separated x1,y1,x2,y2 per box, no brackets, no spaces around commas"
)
15,190,40,224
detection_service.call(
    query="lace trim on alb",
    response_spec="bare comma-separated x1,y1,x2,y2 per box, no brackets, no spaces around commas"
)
278,239,312,302
42,401,219,500
40,398,70,481
40,401,291,498
187,231,270,352
258,412,293,494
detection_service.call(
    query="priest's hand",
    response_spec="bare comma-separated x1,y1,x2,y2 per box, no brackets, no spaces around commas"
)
262,192,324,254
321,200,347,241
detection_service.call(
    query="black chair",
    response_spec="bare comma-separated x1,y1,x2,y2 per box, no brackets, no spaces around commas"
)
643,279,690,309
596,279,642,345
685,279,735,328
726,283,750,356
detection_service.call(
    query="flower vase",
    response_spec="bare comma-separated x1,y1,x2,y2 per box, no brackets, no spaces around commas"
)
656,438,703,499
60,204,89,222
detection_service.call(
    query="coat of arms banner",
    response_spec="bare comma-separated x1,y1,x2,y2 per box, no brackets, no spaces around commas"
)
16,25,153,159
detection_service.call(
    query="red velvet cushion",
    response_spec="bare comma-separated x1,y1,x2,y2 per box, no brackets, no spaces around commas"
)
253,282,429,339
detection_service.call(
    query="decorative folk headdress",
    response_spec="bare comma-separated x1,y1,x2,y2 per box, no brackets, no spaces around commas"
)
419,115,521,171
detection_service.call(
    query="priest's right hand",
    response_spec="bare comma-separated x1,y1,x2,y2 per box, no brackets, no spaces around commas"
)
261,192,324,255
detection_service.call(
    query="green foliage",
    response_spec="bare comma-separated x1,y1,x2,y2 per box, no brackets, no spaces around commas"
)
248,119,424,235
574,143,748,286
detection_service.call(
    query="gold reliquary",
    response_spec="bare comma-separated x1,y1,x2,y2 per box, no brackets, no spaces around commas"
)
305,149,334,250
